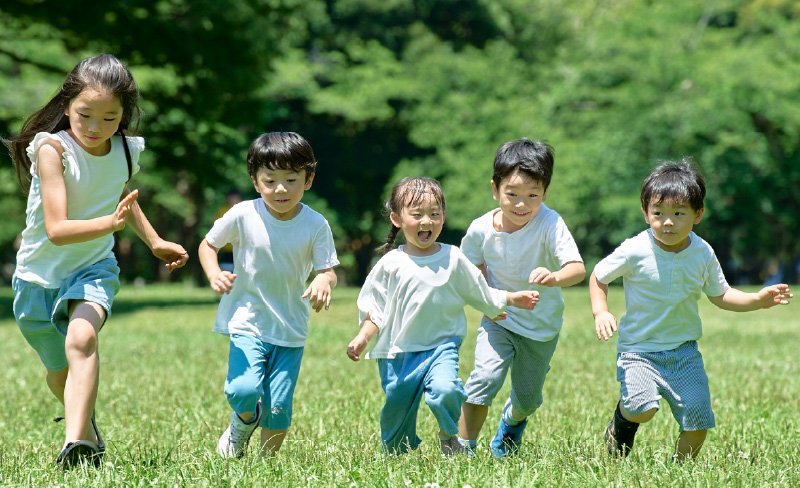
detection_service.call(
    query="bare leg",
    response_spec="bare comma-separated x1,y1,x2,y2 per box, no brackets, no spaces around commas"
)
620,403,657,424
260,428,287,456
62,300,105,446
46,367,68,404
675,429,707,461
459,403,489,440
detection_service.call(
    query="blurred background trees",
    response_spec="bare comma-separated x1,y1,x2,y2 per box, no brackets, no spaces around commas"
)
1,0,798,286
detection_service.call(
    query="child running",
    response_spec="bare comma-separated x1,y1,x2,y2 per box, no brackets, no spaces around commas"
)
347,177,540,456
589,158,793,461
198,132,338,458
5,54,188,468
457,138,585,458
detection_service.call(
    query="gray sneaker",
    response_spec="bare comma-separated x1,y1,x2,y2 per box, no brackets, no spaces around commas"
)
440,436,474,458
216,403,262,458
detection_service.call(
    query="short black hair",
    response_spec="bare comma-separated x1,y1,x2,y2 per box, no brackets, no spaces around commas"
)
246,132,317,181
492,138,554,189
640,157,705,211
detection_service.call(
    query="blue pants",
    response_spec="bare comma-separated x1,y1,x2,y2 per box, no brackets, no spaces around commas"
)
378,339,465,454
224,334,304,430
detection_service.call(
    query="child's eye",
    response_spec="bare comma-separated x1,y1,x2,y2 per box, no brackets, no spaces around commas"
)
653,212,662,216
78,113,89,118
529,194,538,198
287,179,297,183
104,118,117,122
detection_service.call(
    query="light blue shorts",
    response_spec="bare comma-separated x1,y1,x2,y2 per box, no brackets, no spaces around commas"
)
617,341,715,432
12,257,120,371
224,334,305,430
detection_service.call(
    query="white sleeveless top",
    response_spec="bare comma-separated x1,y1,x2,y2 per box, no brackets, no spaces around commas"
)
14,131,143,288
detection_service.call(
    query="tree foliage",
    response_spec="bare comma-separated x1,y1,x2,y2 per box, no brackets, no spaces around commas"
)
1,0,797,285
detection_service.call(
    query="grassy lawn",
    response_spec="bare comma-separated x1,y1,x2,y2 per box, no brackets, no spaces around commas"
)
0,283,798,487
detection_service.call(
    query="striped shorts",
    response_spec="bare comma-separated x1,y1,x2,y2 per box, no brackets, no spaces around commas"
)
617,341,715,431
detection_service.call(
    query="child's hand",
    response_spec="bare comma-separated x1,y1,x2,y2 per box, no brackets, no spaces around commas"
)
151,240,189,272
757,284,793,308
302,274,333,312
529,267,557,287
594,311,617,340
347,334,370,361
508,290,539,310
112,189,139,231
484,312,507,322
210,271,237,295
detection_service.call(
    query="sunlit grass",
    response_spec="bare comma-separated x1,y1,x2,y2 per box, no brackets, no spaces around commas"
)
0,284,798,486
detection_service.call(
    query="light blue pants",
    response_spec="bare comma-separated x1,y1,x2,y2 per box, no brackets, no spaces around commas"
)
224,334,304,430
378,338,465,454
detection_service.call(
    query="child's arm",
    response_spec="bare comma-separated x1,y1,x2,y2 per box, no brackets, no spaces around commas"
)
302,268,338,312
198,238,236,295
506,290,539,310
347,316,379,362
122,188,188,271
39,141,140,245
528,261,586,287
589,270,618,340
707,284,793,312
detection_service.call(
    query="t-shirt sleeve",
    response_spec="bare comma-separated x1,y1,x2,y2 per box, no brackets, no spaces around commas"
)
356,259,389,329
205,205,241,250
702,251,731,297
124,136,145,177
460,220,485,266
454,251,506,317
594,242,630,285
550,216,583,266
312,219,340,271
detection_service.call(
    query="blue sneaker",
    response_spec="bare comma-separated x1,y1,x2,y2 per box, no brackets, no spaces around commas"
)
490,399,527,458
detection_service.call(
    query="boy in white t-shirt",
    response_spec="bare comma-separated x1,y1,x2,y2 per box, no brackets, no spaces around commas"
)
590,158,792,462
458,139,586,458
198,132,339,458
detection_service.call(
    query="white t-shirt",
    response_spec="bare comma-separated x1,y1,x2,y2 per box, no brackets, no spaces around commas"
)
357,244,507,359
15,131,143,288
460,205,583,341
205,200,339,347
594,229,730,353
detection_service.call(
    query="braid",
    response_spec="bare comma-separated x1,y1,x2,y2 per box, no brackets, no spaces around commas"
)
377,225,400,254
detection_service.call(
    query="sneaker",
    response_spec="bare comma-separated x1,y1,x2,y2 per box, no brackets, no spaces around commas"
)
439,437,474,458
216,403,262,459
604,416,636,457
56,440,102,469
490,399,527,459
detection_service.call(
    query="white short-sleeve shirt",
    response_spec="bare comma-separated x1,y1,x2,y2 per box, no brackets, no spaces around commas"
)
594,229,730,353
357,244,507,359
205,200,339,347
460,205,583,341
15,131,143,287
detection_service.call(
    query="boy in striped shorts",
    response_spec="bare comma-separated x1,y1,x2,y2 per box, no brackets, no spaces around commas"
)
589,158,793,461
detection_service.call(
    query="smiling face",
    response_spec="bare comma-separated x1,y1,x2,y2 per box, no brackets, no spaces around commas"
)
390,194,445,257
492,169,547,233
251,167,313,220
65,88,123,156
643,198,704,253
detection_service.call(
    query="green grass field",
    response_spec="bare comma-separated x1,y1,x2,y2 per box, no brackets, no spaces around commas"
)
0,284,798,487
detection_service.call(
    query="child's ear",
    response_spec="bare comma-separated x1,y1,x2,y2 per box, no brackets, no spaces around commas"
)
389,211,401,229
694,207,704,224
304,172,315,190
641,207,650,224
491,180,499,201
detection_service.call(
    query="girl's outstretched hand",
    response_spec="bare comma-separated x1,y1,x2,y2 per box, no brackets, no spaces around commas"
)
210,271,237,295
594,311,618,341
757,284,793,308
112,189,139,231
152,240,189,271
347,334,370,362
507,290,539,310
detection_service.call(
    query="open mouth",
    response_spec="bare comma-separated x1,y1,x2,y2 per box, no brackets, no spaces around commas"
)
418,230,432,242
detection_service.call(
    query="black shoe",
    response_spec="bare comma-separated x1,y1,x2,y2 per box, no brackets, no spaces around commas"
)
604,416,637,457
56,440,102,469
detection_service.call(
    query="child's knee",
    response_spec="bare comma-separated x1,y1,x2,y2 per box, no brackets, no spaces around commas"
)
224,376,262,403
622,406,658,423
425,380,466,409
64,323,98,354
